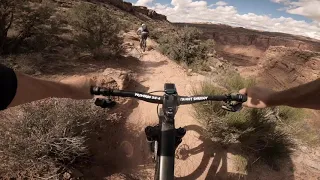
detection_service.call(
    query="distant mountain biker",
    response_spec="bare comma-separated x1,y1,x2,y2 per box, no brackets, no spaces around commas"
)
137,23,149,48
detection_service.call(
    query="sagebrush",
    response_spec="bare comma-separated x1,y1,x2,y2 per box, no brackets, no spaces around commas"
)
0,98,110,178
158,26,213,65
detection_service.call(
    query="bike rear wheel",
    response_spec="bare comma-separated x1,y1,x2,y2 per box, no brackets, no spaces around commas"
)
142,38,146,52
140,36,147,52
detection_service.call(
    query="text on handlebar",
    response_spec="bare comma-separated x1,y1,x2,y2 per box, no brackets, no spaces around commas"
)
180,96,208,101
134,93,161,100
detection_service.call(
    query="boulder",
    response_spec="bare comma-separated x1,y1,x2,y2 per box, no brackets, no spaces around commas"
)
215,61,223,68
105,0,133,12
63,172,71,180
148,9,156,17
207,53,215,57
103,68,132,90
123,2,133,12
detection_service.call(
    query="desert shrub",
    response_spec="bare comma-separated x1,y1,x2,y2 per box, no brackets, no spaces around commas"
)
147,23,164,41
200,63,212,72
149,28,162,41
68,3,123,59
277,106,305,124
193,74,301,167
224,73,256,91
158,26,211,65
0,0,55,54
234,155,248,174
0,98,110,178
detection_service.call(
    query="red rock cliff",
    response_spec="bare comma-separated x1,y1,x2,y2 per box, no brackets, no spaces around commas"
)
175,23,320,52
105,0,167,21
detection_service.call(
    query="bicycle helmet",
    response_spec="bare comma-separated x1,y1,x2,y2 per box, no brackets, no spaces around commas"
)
142,23,147,30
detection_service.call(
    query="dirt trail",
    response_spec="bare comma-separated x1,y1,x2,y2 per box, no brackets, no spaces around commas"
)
123,38,215,179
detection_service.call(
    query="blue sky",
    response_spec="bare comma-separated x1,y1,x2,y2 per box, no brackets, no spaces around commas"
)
216,0,310,22
126,0,320,39
127,0,311,22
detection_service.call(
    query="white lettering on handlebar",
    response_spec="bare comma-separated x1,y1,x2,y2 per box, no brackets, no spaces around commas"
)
134,93,161,100
180,96,208,101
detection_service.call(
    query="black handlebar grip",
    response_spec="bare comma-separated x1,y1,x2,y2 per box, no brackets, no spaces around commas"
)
91,87,113,96
230,94,247,102
91,86,100,95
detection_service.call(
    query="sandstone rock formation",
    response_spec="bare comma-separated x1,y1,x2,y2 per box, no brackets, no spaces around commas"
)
258,46,320,89
55,0,167,21
176,23,320,52
103,0,167,20
102,68,132,90
133,6,167,20
104,0,133,12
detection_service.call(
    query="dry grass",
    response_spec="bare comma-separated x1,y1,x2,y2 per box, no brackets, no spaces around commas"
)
0,98,112,178
234,155,248,174
193,73,300,168
276,106,320,147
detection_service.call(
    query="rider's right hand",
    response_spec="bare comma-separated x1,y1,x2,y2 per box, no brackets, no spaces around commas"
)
239,87,275,108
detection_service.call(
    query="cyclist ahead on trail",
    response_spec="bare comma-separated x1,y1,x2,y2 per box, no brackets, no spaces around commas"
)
137,23,149,44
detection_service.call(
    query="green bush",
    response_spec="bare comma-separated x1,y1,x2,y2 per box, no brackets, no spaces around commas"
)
147,24,163,41
0,0,55,54
68,3,123,59
193,74,299,167
223,72,256,91
158,26,211,65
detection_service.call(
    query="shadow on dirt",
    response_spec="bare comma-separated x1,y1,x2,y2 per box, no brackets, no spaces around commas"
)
80,80,156,179
175,124,295,180
17,53,167,80
80,117,295,179
28,55,142,76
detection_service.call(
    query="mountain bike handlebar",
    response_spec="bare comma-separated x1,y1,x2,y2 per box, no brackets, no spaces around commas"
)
91,84,247,180
90,86,247,106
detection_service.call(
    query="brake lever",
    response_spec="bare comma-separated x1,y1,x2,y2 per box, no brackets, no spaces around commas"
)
221,102,243,112
95,98,116,109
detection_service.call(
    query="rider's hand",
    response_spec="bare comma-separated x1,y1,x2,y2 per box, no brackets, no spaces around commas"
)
60,75,95,99
239,86,276,108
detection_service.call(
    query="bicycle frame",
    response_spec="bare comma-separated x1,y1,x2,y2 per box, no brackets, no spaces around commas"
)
140,33,148,52
141,38,147,52
157,90,179,180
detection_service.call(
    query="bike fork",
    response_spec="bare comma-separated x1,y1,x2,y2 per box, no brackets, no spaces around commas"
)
145,125,187,158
